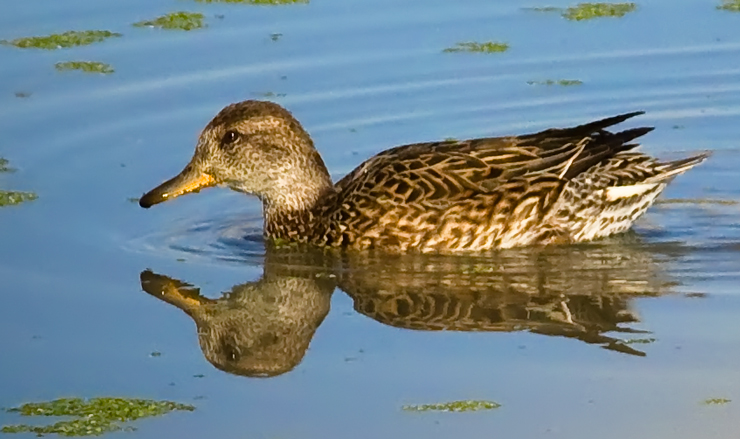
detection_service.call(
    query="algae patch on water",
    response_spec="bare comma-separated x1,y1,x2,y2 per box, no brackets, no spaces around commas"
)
55,61,114,74
527,79,583,86
133,12,206,31
195,0,308,3
718,0,740,11
402,400,501,412
1,158,37,207
1,397,195,436
0,191,38,207
563,3,636,20
702,398,731,405
0,158,13,173
443,42,509,53
0,30,122,50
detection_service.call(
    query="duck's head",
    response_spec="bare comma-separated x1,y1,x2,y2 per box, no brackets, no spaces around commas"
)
139,100,332,212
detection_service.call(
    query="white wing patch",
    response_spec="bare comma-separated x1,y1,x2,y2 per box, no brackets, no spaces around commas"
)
605,183,660,201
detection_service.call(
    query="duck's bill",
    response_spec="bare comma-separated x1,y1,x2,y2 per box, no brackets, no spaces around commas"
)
139,167,216,208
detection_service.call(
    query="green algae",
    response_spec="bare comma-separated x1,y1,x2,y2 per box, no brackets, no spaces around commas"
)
402,400,501,412
443,41,509,53
718,0,740,11
55,61,114,74
0,191,37,207
2,397,195,436
0,158,13,173
253,91,286,97
195,0,308,3
523,6,563,12
702,398,731,405
133,12,206,31
527,79,583,86
0,30,121,50
563,3,637,20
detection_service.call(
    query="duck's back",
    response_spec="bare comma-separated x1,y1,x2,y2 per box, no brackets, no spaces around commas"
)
314,112,708,252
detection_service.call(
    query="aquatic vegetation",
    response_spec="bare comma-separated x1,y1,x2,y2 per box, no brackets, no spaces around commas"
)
0,30,121,50
402,400,501,412
270,33,283,41
0,191,38,207
702,398,731,405
253,91,286,97
523,6,563,12
443,41,509,53
0,158,13,173
563,3,637,20
133,12,206,31
1,397,195,436
195,0,308,3
55,61,114,74
717,0,740,11
0,158,37,207
527,79,583,86
14,92,31,98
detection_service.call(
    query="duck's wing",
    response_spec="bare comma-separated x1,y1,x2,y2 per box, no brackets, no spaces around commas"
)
334,111,653,204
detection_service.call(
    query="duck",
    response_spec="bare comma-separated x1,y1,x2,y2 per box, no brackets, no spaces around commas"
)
139,100,709,252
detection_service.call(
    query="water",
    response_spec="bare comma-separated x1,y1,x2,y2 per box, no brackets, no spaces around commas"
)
2,0,740,437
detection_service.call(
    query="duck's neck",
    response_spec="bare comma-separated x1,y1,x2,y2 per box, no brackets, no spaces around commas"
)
261,168,334,241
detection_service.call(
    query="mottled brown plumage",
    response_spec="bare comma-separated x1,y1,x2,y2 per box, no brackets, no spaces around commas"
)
140,101,709,252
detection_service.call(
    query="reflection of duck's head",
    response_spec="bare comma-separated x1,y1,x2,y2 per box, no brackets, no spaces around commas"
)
140,269,334,377
138,100,332,216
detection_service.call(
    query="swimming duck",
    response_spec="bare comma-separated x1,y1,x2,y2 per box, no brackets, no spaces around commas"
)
139,100,708,252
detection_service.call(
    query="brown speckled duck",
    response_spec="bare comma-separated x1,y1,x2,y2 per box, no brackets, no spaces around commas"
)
139,100,708,252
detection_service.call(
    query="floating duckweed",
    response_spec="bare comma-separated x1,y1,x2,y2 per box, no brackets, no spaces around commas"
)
622,337,656,344
0,30,122,50
402,400,501,412
0,158,13,173
253,91,286,97
718,0,740,11
523,6,563,12
563,3,637,20
443,42,509,53
195,0,308,3
527,79,583,86
55,61,114,74
0,191,38,207
1,397,195,436
133,12,206,31
702,398,731,405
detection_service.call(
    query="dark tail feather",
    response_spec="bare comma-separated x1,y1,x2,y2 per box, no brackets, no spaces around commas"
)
571,111,646,134
609,126,654,145
522,111,648,140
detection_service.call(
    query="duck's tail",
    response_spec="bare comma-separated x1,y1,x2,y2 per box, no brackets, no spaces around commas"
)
644,152,712,183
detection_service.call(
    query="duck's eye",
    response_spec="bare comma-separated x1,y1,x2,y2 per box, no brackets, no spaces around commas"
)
221,130,241,147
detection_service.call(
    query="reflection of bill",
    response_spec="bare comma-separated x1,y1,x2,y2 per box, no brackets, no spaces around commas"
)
140,237,679,378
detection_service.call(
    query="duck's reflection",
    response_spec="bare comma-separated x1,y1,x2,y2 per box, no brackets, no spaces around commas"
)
140,237,679,377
